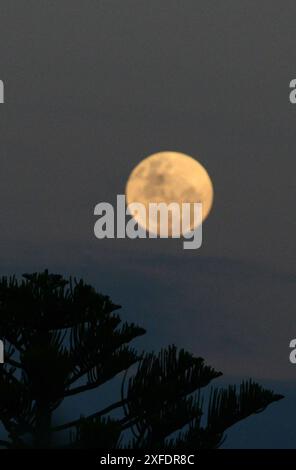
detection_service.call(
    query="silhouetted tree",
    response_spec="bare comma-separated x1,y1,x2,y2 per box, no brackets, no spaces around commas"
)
0,271,283,449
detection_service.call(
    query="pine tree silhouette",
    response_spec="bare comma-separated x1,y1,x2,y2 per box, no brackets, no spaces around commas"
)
0,271,283,449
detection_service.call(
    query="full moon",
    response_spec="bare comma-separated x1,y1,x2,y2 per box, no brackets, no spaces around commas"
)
125,151,214,236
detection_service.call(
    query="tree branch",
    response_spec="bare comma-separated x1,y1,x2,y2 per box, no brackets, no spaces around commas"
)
52,398,127,432
6,358,22,368
64,381,102,397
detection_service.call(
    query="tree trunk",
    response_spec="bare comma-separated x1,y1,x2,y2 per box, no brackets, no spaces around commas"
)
34,402,52,448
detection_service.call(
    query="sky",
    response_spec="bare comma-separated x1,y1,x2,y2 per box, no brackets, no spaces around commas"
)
0,0,296,447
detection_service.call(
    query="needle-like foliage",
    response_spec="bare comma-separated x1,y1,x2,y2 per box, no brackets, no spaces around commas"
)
0,271,283,448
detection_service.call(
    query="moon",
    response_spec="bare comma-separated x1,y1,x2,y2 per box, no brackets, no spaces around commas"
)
125,151,214,236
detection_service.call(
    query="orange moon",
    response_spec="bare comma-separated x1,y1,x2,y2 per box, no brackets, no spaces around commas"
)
125,151,214,236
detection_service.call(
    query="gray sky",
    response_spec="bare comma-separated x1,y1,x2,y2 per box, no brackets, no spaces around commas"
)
0,0,295,447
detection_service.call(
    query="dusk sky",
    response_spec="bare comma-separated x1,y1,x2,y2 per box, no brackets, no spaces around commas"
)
0,1,296,447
